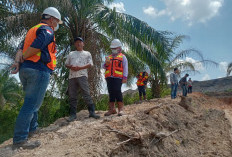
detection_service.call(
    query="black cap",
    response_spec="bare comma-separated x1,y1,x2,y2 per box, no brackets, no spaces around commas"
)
186,73,189,76
74,37,84,42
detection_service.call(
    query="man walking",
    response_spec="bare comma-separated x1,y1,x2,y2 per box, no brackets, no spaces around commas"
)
104,39,128,116
65,37,100,122
10,7,62,149
179,74,189,96
170,68,179,99
136,71,149,101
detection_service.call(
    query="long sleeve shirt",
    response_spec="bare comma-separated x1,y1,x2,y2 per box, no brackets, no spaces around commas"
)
170,72,178,84
20,22,55,73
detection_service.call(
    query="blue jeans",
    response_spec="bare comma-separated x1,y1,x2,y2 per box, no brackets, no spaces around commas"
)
171,83,178,99
13,68,50,144
182,85,188,96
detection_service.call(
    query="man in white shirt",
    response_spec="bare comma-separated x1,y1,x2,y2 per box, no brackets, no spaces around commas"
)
65,37,100,121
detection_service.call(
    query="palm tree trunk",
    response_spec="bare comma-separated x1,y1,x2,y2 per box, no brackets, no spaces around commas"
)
0,94,6,108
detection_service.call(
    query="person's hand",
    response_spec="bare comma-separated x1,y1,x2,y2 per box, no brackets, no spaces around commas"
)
105,57,110,66
71,66,81,71
122,79,127,83
10,62,20,74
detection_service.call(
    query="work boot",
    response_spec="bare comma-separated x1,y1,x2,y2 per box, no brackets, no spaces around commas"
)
12,140,41,150
67,114,77,122
104,102,117,116
117,102,124,116
144,95,147,101
88,104,100,119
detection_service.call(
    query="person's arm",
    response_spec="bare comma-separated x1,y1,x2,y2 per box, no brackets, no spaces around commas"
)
68,52,93,71
23,47,41,59
122,55,128,83
10,49,23,74
170,73,174,85
70,64,91,71
24,27,54,61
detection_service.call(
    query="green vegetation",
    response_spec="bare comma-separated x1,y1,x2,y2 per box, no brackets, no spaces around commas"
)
0,85,171,144
0,0,217,144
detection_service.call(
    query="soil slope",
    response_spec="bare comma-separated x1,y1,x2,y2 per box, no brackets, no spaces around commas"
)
1,93,232,157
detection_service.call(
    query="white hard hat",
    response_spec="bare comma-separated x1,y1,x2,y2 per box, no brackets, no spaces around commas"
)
42,7,63,24
110,39,122,48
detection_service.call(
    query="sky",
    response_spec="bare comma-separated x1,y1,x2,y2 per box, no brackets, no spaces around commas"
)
107,0,232,82
1,0,231,93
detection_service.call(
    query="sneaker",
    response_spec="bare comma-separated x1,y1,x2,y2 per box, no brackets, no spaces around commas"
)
67,115,77,122
12,140,41,150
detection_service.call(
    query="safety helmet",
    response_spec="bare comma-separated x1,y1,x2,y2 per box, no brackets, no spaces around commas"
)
110,39,122,48
42,7,63,24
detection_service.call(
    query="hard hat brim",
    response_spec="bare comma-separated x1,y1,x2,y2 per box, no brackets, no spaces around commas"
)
110,45,120,48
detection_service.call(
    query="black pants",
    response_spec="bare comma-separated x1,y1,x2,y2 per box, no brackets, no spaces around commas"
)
188,86,192,93
138,86,146,97
68,76,94,115
106,77,123,102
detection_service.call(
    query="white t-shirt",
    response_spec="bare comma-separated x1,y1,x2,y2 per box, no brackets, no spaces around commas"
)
65,50,93,79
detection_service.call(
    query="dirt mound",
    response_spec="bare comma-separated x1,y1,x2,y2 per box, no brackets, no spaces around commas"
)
1,93,232,157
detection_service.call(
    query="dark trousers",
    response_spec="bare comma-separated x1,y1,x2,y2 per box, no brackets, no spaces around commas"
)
138,86,146,96
188,86,192,93
68,76,94,115
182,85,188,96
106,77,123,102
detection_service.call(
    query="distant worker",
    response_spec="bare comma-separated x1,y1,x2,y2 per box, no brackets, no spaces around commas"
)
10,7,63,149
170,68,179,99
179,74,189,96
136,71,149,101
65,37,100,122
187,78,193,93
104,39,128,116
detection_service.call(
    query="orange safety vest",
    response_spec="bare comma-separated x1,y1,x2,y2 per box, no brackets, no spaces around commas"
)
105,53,124,78
23,23,57,70
136,72,148,86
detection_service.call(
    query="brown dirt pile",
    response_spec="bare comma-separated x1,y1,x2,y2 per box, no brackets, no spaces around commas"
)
1,93,232,157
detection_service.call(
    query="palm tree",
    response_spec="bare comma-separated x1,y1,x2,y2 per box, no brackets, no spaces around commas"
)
227,62,232,76
149,35,218,98
1,0,170,98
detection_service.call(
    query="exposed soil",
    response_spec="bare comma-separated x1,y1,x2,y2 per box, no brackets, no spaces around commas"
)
1,93,232,157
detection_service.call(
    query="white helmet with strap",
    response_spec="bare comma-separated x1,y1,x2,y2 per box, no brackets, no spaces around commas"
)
42,7,63,24
110,39,122,48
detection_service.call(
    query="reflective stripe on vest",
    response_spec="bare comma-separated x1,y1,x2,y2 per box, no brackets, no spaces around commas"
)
105,53,124,78
136,72,148,86
23,23,57,70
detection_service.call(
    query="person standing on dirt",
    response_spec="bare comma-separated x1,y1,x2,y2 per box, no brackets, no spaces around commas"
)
187,78,193,93
136,71,149,101
104,39,128,116
170,68,179,99
10,7,62,149
179,74,189,96
65,37,100,122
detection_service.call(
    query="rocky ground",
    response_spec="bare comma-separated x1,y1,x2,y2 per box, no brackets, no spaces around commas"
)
191,76,232,93
1,92,232,157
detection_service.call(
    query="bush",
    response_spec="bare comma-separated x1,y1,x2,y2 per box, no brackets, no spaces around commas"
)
0,104,22,144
